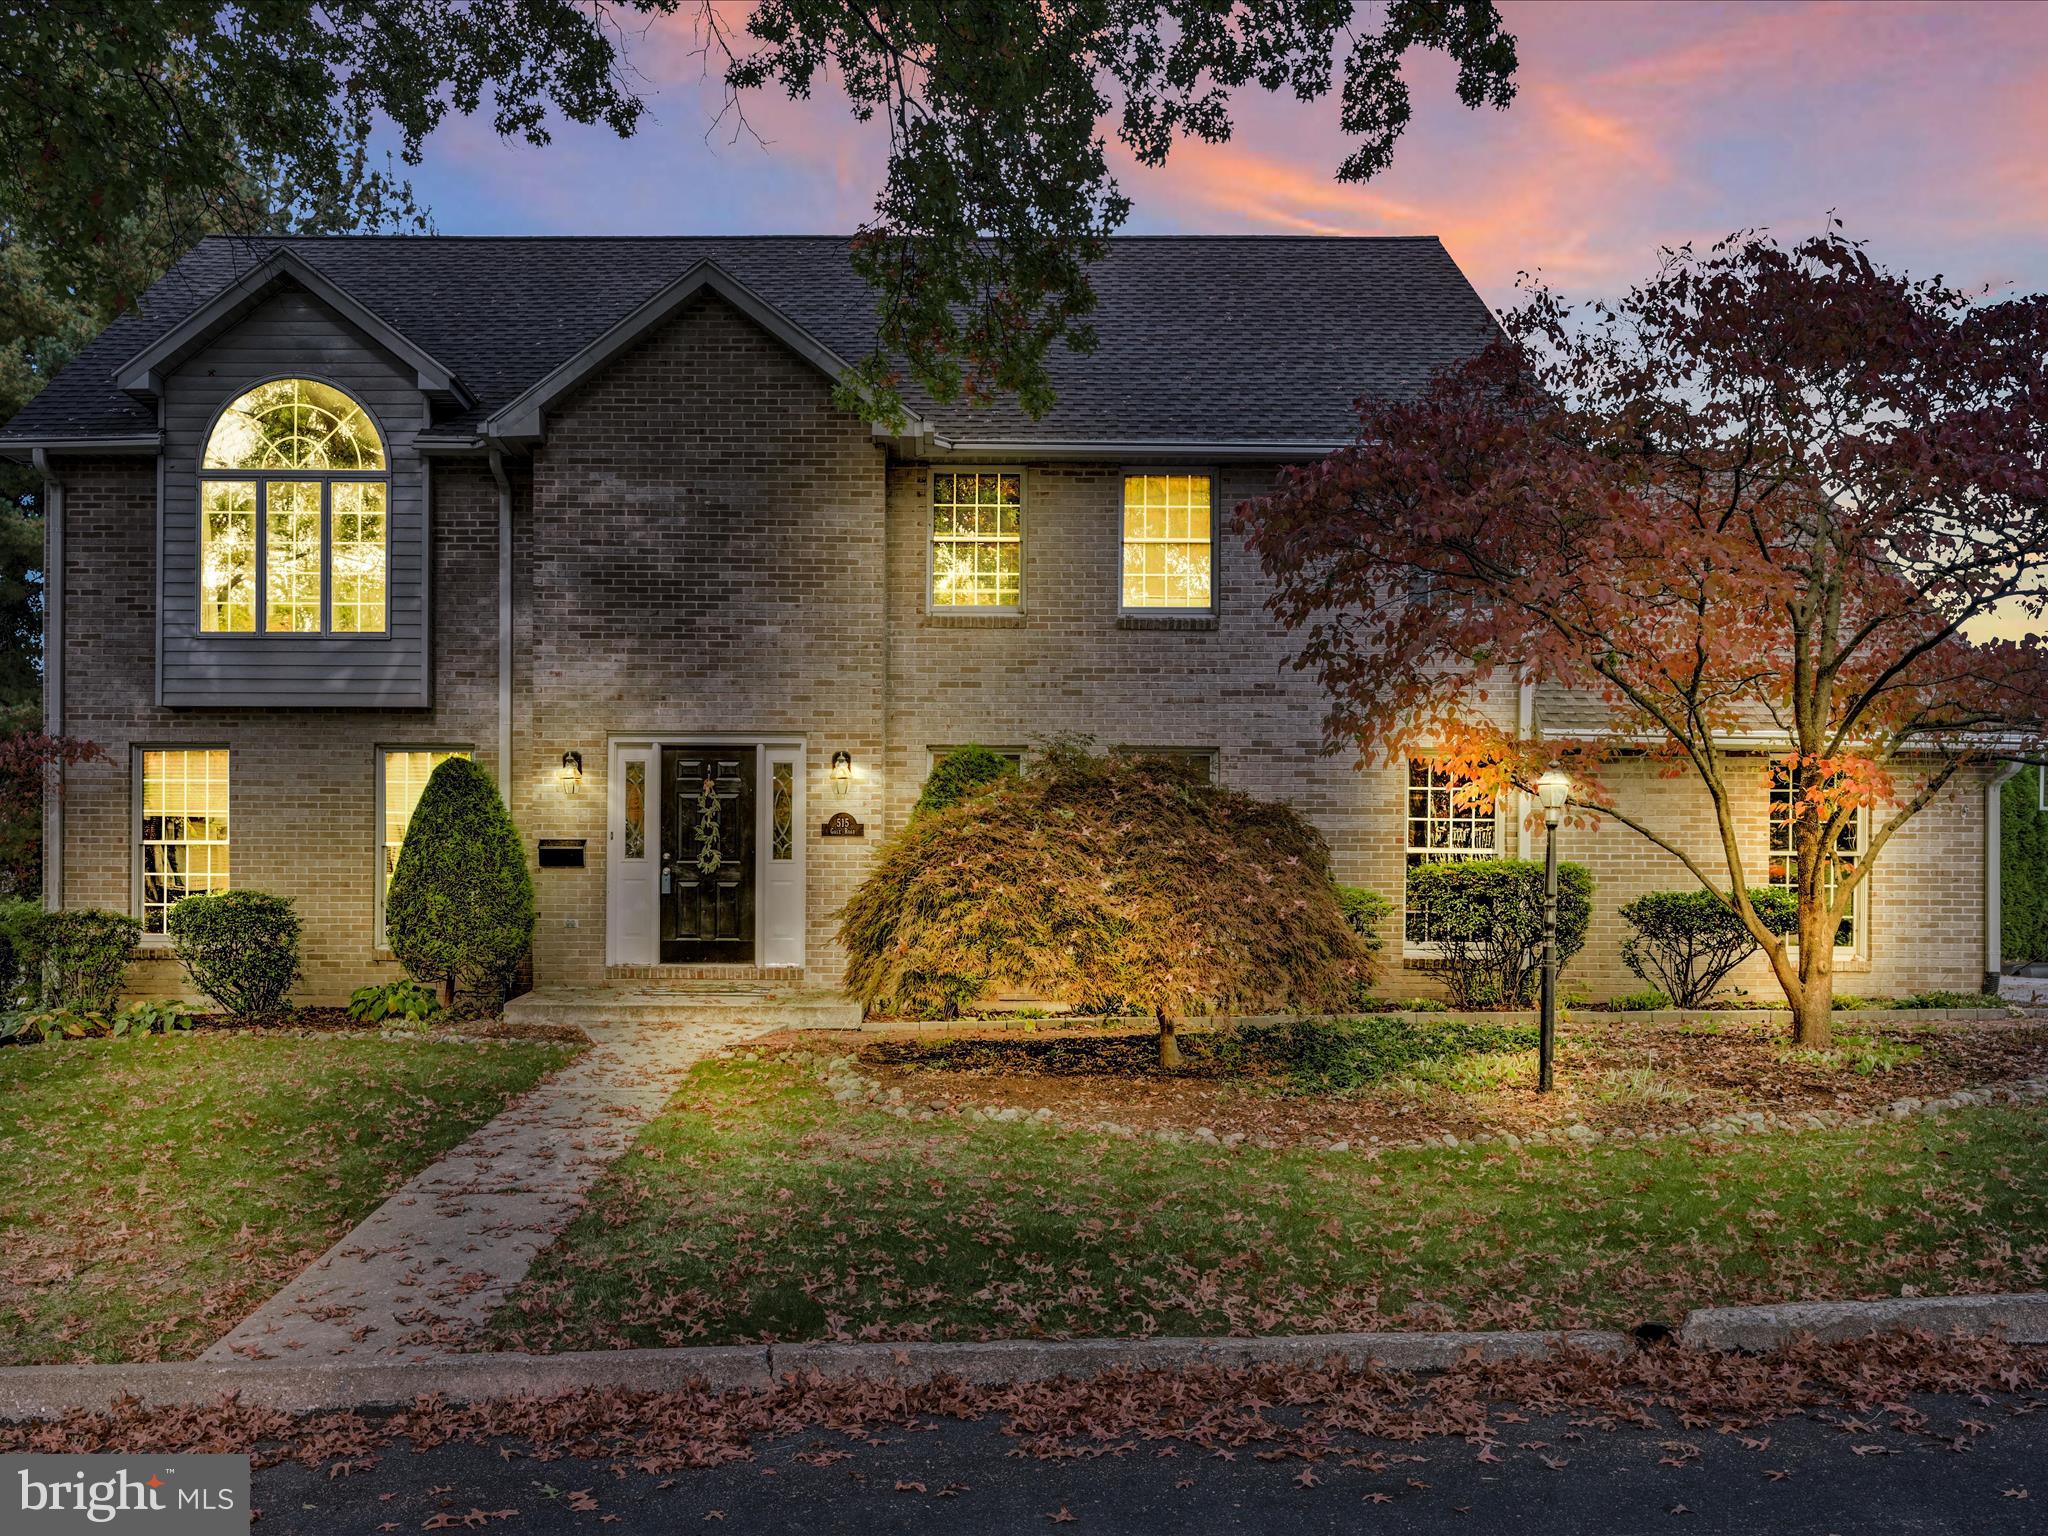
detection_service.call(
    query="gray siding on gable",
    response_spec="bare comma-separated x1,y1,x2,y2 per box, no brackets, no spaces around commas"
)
159,286,431,707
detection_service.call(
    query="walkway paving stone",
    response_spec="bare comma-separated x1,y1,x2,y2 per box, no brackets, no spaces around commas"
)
203,1017,773,1363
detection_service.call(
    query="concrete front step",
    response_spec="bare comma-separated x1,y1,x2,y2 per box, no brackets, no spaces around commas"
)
504,982,863,1031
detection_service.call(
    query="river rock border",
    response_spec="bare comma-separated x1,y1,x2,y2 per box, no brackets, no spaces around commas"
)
778,1050,2048,1157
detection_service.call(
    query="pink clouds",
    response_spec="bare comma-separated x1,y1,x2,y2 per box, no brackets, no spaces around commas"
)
393,1,2048,310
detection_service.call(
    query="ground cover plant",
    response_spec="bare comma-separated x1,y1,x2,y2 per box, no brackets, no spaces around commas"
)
487,1049,2048,1352
831,1015,2048,1149
0,1031,579,1364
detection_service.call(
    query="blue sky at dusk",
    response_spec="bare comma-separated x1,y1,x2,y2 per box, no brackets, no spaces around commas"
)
381,0,2048,311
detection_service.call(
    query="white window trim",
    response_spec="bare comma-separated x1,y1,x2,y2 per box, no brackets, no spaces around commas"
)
1400,760,1505,959
375,745,473,948
133,744,232,945
926,465,1026,616
1770,802,1868,961
1117,467,1220,617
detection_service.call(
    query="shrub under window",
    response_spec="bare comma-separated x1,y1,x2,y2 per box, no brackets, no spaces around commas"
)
1404,858,1592,1009
166,890,303,1017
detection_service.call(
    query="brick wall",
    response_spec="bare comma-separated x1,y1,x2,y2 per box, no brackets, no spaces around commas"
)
54,455,503,1004
517,291,888,984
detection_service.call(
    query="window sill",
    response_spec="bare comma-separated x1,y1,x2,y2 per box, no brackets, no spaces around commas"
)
922,613,1027,630
1117,614,1218,632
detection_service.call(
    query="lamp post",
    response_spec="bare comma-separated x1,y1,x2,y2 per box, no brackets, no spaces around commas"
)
1535,769,1571,1093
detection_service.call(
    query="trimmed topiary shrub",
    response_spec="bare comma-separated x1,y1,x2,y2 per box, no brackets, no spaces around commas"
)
165,890,302,1017
29,908,140,1013
386,757,535,1008
1618,887,1797,1008
912,745,1019,820
840,741,1373,1067
1405,858,1593,1009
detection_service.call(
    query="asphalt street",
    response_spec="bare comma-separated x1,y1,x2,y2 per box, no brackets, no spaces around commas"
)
253,1395,2045,1535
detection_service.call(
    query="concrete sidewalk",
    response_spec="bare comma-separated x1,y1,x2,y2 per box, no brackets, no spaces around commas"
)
202,1017,775,1364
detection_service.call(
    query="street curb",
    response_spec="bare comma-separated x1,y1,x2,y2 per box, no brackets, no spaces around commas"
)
0,1331,1627,1420
0,1293,2042,1422
1680,1292,2048,1351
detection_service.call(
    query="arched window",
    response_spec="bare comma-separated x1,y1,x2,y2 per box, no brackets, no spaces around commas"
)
198,379,388,634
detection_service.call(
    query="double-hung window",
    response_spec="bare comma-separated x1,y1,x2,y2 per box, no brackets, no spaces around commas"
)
378,748,471,940
1403,760,1499,947
1768,766,1864,953
1121,473,1214,612
200,378,388,635
930,470,1022,611
139,748,230,935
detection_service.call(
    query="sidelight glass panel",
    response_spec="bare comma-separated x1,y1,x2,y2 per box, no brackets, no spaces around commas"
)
199,481,257,633
624,761,646,859
771,761,794,860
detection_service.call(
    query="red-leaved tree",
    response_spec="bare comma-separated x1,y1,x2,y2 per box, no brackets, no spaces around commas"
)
0,733,105,896
1240,228,2048,1045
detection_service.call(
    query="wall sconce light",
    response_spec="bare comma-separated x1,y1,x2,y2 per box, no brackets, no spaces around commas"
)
831,750,853,798
560,750,584,794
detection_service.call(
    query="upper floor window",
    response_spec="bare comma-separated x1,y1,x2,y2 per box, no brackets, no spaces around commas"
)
1121,473,1213,612
200,379,388,635
930,471,1022,611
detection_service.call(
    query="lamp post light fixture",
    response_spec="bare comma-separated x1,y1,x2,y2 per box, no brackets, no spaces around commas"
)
1535,769,1571,1093
559,750,583,794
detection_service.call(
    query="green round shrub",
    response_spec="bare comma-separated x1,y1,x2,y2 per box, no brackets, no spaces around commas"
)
0,895,42,1008
30,908,140,1012
1618,887,1797,1008
1404,858,1594,1009
912,745,1019,820
165,890,302,1017
386,757,535,1007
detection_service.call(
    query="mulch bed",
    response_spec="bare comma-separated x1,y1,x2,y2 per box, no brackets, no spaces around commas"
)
769,1017,2048,1149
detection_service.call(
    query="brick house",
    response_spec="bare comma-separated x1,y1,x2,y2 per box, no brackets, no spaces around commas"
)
0,235,2009,1006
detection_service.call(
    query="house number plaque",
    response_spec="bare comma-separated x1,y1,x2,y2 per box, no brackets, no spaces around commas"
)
820,811,865,837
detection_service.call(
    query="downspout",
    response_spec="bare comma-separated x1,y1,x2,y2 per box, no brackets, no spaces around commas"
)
1987,761,2025,994
1516,675,1535,859
487,447,513,788
32,450,63,909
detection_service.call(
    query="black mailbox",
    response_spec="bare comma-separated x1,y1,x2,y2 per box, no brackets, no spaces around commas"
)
537,839,586,869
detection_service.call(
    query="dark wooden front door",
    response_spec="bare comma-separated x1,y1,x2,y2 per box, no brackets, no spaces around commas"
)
660,747,756,963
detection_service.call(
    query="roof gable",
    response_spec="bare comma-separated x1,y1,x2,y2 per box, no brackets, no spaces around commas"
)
113,247,471,407
483,259,921,442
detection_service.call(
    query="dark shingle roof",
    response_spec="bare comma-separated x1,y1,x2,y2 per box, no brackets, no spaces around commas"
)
3,234,1500,447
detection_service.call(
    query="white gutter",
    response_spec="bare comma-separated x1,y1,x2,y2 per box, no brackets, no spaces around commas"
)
32,450,62,910
921,438,1348,463
488,448,513,787
1516,676,1535,859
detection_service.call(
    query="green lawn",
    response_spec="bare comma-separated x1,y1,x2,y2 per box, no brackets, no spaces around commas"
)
489,1057,2048,1350
0,1031,579,1365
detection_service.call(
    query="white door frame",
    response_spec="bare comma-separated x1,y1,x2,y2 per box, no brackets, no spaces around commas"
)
605,734,807,968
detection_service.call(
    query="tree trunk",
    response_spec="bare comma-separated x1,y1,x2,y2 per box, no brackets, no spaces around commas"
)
1157,1009,1182,1070
440,974,456,1011
1789,895,1835,1047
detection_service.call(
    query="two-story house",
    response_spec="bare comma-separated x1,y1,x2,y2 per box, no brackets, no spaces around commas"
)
0,235,2009,1006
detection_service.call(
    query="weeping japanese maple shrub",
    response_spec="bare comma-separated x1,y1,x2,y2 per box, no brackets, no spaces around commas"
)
838,743,1371,1066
